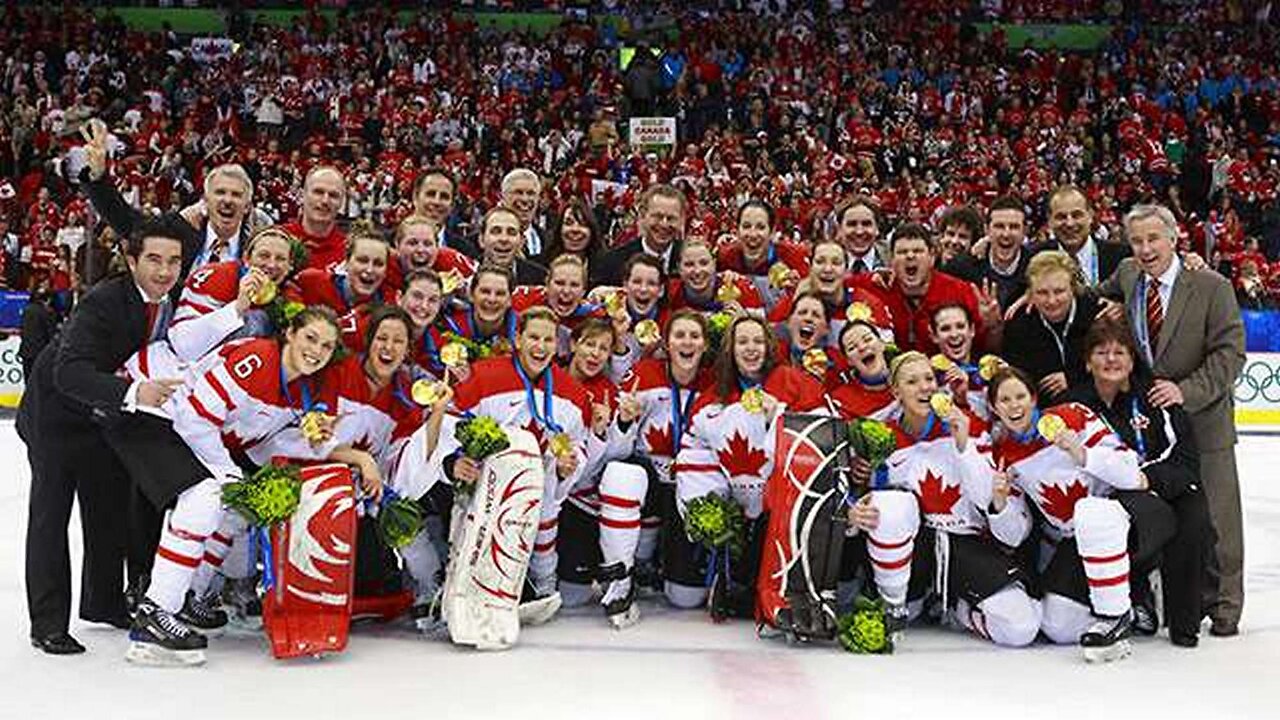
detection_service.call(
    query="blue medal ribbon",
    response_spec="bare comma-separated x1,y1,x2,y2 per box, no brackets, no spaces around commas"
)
1130,396,1147,460
279,362,328,423
514,357,563,434
669,374,696,451
1009,408,1043,444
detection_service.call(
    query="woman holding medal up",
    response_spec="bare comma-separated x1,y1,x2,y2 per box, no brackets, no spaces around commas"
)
843,351,1040,650
676,314,825,620
127,307,358,666
442,306,593,626
440,263,519,376
715,200,809,314
987,361,1178,661
598,253,667,377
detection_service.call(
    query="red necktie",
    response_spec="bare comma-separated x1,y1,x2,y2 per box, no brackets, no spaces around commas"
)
145,302,160,341
1146,278,1163,349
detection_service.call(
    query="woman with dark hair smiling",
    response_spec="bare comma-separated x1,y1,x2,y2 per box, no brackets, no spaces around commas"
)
1065,319,1211,648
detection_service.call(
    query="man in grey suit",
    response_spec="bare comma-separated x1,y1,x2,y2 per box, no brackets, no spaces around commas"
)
1099,204,1246,637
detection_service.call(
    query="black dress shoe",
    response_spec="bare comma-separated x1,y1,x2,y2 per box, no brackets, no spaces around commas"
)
82,612,134,630
31,633,86,655
1209,619,1239,637
1170,631,1200,648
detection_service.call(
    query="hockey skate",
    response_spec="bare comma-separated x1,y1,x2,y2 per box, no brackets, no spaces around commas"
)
126,599,208,667
884,602,909,645
178,589,229,638
221,576,263,632
1081,610,1134,663
599,562,640,629
411,588,446,636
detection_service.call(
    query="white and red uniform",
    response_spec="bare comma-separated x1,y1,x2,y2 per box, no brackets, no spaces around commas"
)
872,409,1040,646
337,305,450,377
675,366,826,519
662,275,765,323
145,338,333,615
429,356,593,594
168,261,268,360
991,403,1146,642
512,286,607,361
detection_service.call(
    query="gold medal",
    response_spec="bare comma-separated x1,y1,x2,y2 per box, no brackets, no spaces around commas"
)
604,291,626,316
441,269,462,295
768,262,792,289
740,387,767,414
1037,413,1067,442
978,354,1004,381
634,319,661,346
802,348,828,377
440,342,468,368
929,392,954,417
252,279,277,306
299,411,330,444
548,432,574,459
716,282,741,305
846,302,873,322
410,379,447,406
930,354,956,373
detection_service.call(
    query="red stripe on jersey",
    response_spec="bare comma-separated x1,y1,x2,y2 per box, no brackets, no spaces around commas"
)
211,532,232,546
533,541,557,552
157,545,202,568
1084,428,1112,448
1087,572,1130,588
202,552,225,567
188,394,223,426
206,372,236,412
598,493,642,509
538,518,558,530
178,299,217,316
870,554,913,570
867,534,913,551
1082,551,1128,564
599,516,643,529
673,463,720,473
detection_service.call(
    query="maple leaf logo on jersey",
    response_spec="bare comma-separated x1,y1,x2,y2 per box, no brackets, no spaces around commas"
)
645,424,674,457
917,470,962,516
717,432,767,478
1039,479,1089,524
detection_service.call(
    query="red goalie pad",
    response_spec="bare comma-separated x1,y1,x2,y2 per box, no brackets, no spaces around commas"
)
756,415,849,631
262,463,358,659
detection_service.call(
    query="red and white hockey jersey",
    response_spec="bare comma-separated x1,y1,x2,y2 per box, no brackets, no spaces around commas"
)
882,410,1029,546
676,366,827,518
168,261,261,361
990,403,1142,541
286,267,396,316
172,338,336,478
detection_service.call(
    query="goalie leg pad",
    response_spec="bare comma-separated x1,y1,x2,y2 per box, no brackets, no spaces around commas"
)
442,430,545,650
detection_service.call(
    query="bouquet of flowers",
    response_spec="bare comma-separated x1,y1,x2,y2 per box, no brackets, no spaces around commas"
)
684,493,747,558
706,311,734,355
836,596,894,654
265,297,306,332
455,415,511,461
222,464,304,527
847,417,896,486
377,496,426,549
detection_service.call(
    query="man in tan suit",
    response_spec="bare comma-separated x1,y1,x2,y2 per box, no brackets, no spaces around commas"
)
1099,204,1246,636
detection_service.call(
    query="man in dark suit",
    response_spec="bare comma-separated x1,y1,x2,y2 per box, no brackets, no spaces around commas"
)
590,183,686,287
479,205,548,286
19,216,190,654
1033,184,1130,287
80,119,253,271
1099,203,1247,637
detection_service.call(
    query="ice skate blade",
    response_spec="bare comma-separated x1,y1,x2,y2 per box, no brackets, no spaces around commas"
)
1083,639,1132,664
125,642,206,667
606,604,640,630
518,592,562,626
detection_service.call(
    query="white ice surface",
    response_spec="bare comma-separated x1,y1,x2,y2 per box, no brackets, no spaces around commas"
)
0,420,1276,720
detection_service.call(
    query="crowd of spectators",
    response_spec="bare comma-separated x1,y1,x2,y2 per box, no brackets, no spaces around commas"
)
1,1,1279,314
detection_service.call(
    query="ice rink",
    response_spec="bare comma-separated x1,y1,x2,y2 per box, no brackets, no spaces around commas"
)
0,419,1276,720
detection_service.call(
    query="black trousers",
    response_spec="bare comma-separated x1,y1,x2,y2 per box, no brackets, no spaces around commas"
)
24,432,130,637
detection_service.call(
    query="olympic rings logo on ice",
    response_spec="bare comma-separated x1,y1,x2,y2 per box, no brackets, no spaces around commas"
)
1233,359,1280,404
